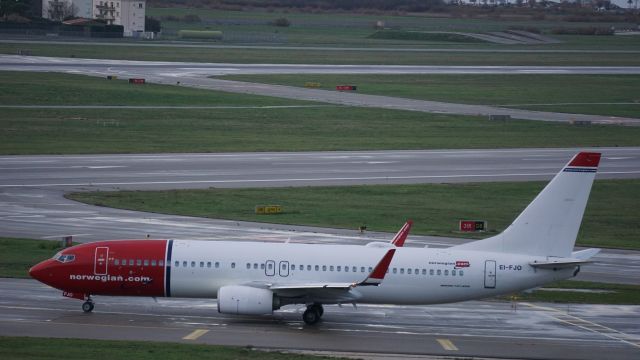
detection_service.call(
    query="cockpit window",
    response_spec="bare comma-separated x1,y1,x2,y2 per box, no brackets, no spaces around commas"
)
53,253,76,263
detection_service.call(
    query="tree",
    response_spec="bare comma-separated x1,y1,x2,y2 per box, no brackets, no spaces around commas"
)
0,0,30,17
145,16,161,33
47,0,76,22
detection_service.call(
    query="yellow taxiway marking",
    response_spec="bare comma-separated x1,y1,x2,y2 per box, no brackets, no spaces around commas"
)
521,302,640,350
436,338,458,351
183,329,209,340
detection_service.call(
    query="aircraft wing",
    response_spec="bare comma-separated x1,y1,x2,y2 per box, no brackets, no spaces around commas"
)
268,249,396,293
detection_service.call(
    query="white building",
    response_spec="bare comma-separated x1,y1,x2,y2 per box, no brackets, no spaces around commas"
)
93,0,145,36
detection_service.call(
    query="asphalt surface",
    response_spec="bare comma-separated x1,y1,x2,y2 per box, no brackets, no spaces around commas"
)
1,278,638,359
4,55,639,126
2,148,640,286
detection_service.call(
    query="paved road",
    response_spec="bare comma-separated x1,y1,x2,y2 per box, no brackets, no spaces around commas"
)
1,278,638,359
2,148,639,285
4,55,639,125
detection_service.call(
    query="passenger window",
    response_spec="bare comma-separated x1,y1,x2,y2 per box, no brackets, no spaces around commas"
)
174,261,179,267
400,268,405,274
114,259,119,265
392,268,397,274
353,266,357,272
151,260,157,266
368,267,373,272
200,261,204,268
144,260,149,266
136,259,142,266
422,269,426,275
246,263,251,269
129,259,134,266
322,265,326,271
329,266,334,271
344,266,349,272
191,261,195,267
291,264,295,270
307,265,311,271
430,269,434,275
437,269,442,275
207,262,211,268
159,260,164,267
337,266,341,272
452,270,456,276
299,265,303,270
459,270,464,276
315,265,319,271
415,268,419,275
361,267,365,273
445,270,449,276
231,262,235,269
215,262,220,268
260,263,265,270
254,263,259,269
407,269,412,274
183,261,187,267
268,263,273,270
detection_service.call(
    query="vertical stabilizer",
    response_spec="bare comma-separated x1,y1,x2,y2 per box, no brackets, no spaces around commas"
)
454,152,600,257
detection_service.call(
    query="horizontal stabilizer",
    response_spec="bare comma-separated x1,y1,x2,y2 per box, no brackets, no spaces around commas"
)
572,248,601,260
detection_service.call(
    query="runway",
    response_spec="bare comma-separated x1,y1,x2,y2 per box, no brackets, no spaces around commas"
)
4,55,639,125
2,148,640,285
1,278,638,359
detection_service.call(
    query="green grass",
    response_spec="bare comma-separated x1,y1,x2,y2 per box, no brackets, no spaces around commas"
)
0,71,311,106
66,179,640,250
2,71,640,154
3,42,640,66
5,106,640,154
507,281,640,305
0,336,335,360
219,74,640,118
369,30,486,43
0,238,65,278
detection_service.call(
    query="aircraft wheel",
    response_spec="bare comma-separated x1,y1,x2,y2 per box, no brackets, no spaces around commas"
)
312,303,324,317
82,301,94,313
303,307,320,325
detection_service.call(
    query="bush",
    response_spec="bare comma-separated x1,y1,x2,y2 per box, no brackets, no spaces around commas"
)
271,17,290,27
183,14,201,23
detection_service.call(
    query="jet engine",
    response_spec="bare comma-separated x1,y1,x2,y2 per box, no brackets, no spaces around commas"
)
217,285,279,315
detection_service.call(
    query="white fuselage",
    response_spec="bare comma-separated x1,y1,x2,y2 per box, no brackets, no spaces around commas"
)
169,240,574,304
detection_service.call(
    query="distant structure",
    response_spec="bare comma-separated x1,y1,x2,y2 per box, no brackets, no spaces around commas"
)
42,0,146,36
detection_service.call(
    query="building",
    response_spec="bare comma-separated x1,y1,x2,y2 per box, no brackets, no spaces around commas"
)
43,0,145,36
93,0,145,36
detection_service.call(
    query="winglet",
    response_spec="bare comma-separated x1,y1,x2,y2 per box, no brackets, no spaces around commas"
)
391,220,413,247
359,249,396,286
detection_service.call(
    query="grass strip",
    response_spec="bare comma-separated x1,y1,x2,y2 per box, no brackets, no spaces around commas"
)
0,238,66,278
219,74,640,118
503,280,640,305
0,336,336,360
67,179,640,250
3,42,640,66
0,71,313,106
4,107,640,154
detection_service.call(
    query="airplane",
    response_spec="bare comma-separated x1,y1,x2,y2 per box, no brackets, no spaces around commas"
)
30,152,601,325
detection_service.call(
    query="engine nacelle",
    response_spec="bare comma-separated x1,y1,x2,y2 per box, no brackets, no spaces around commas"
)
217,285,277,315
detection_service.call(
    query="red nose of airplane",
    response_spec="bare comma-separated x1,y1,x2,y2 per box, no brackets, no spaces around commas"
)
29,260,53,283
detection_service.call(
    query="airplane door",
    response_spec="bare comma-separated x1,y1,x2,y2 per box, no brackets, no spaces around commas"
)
484,260,496,288
265,260,275,276
279,261,289,277
94,247,109,275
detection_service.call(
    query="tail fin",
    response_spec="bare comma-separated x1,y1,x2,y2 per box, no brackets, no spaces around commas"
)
454,152,600,257
391,220,413,247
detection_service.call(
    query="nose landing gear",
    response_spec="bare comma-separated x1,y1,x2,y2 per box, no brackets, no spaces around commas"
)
302,303,324,325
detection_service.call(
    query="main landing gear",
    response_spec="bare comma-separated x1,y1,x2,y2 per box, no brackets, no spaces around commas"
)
82,297,94,313
302,303,324,325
